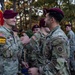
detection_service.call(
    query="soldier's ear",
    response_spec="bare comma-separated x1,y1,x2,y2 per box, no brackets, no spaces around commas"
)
50,17,54,23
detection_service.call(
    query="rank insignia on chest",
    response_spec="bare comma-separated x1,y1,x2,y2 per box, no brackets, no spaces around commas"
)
7,36,13,40
0,37,6,44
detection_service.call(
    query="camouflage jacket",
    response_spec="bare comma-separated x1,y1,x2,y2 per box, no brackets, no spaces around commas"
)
25,31,47,67
43,26,70,75
67,30,75,46
0,26,23,75
67,30,75,70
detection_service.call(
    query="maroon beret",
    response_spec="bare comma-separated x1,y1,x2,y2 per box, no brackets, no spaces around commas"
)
44,7,64,22
48,8,64,16
32,24,40,31
39,18,46,27
65,24,72,27
3,10,18,19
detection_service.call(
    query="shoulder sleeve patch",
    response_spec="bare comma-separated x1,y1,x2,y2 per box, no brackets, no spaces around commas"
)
0,32,6,44
0,37,6,44
57,46,62,52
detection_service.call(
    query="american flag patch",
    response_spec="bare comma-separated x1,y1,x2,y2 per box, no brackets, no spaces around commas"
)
0,33,5,37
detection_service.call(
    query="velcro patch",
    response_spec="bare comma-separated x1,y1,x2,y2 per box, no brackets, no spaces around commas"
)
0,37,6,44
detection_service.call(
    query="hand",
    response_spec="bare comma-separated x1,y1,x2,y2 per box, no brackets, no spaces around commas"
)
21,61,29,68
39,66,43,74
20,35,30,45
28,67,39,75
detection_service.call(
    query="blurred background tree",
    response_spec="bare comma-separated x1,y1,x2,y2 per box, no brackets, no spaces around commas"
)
1,0,75,32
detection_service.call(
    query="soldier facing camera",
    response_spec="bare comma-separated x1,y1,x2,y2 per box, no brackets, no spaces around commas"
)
0,9,24,75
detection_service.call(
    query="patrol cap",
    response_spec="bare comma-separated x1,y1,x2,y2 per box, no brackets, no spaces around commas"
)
32,24,40,31
3,10,18,19
44,7,64,22
39,18,46,27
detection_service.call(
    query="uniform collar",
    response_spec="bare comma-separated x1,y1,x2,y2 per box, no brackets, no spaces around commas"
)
47,25,60,37
3,26,13,34
51,25,60,32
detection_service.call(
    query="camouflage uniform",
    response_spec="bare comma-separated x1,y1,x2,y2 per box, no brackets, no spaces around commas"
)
43,26,70,75
25,31,46,68
67,30,75,70
0,26,23,75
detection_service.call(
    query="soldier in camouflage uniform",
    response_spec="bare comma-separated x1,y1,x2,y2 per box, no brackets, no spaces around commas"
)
32,24,40,34
65,24,75,71
20,18,50,75
39,7,70,75
0,10,23,75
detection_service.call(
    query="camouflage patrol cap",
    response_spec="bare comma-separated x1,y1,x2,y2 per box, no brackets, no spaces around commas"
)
44,7,64,22
32,24,40,31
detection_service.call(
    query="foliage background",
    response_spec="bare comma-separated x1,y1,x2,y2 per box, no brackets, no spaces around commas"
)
3,0,75,32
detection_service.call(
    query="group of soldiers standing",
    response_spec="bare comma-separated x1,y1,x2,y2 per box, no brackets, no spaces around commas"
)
0,7,75,75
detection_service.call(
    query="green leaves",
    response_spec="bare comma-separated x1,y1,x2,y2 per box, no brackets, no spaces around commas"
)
7,0,75,30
